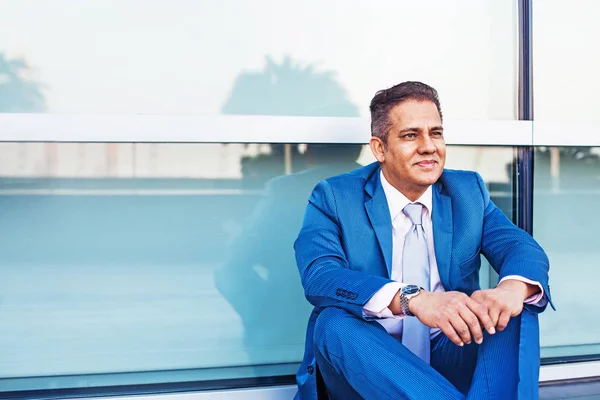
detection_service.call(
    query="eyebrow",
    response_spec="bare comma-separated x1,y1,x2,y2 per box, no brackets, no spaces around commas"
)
399,126,444,134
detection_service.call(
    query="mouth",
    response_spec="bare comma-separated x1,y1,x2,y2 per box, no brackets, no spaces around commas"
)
415,160,437,167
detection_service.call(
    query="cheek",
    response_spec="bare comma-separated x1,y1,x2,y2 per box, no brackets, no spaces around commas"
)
396,148,415,163
437,145,447,157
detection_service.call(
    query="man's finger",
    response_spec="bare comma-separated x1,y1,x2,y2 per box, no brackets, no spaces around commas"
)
449,314,472,345
466,297,496,335
497,310,511,331
487,303,501,328
459,308,484,344
440,322,464,347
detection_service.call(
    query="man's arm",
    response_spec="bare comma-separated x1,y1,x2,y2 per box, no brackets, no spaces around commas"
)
468,172,554,330
499,279,540,299
295,180,393,319
362,281,498,347
363,282,404,318
475,172,553,313
401,172,553,344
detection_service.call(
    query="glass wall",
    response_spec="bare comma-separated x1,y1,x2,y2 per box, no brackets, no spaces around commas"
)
0,143,514,391
533,0,600,359
0,0,518,120
534,147,600,359
6,0,600,397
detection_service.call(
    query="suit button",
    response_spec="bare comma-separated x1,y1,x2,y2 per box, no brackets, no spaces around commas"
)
307,365,314,374
336,289,342,296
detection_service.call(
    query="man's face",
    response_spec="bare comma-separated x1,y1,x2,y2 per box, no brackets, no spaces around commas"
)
370,100,446,200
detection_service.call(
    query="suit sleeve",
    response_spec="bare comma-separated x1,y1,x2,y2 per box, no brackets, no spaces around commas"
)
294,180,393,319
475,172,554,313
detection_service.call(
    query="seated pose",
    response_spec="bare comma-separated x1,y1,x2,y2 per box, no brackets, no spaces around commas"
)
294,81,553,400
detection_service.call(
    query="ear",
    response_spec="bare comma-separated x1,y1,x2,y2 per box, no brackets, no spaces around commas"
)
369,137,386,163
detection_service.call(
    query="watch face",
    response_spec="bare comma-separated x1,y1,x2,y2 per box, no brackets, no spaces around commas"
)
402,285,420,295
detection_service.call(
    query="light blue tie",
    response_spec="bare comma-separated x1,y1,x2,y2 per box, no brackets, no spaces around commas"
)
401,203,431,363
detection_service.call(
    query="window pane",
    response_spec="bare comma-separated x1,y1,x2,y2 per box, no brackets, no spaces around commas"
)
0,143,362,390
0,143,515,391
534,147,600,358
0,0,517,119
533,0,600,358
533,0,600,122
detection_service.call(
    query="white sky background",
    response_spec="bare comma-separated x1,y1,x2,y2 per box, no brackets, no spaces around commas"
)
0,0,518,118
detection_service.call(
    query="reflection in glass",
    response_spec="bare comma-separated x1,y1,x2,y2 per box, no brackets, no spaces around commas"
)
0,143,516,391
0,142,365,391
0,52,45,112
0,1,516,117
535,146,600,358
534,0,600,121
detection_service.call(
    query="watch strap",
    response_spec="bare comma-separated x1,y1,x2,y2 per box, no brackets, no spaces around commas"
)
400,291,414,316
400,286,425,317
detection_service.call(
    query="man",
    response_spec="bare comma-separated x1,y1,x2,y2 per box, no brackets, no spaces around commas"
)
294,82,553,399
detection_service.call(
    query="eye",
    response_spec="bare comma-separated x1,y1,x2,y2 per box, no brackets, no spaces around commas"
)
403,133,418,139
431,131,443,137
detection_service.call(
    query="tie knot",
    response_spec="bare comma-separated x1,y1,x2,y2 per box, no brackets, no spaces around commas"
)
403,203,423,225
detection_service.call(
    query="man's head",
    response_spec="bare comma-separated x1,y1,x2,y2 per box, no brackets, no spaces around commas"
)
369,81,446,201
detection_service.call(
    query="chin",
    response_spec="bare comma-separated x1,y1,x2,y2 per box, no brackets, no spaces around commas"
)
415,171,442,186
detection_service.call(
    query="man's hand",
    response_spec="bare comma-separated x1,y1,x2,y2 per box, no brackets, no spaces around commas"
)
408,291,496,347
470,280,537,332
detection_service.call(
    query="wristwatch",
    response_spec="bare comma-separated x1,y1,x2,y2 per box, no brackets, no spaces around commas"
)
399,285,423,316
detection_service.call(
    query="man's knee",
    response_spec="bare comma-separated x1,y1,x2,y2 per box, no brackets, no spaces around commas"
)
471,315,526,398
314,307,356,345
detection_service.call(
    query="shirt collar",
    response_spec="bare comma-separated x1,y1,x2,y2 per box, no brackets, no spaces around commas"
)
380,170,433,222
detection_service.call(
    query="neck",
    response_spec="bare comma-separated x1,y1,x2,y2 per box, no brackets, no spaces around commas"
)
400,189,427,203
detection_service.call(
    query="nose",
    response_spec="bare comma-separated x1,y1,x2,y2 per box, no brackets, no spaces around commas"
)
417,134,436,154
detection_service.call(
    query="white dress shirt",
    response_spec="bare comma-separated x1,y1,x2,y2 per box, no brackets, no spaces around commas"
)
363,171,545,340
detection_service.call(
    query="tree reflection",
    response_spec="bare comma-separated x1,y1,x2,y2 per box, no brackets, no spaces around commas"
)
0,52,45,112
221,55,360,184
216,56,363,369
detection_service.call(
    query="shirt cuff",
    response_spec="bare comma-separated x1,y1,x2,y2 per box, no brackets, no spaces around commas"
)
363,282,405,318
499,275,547,307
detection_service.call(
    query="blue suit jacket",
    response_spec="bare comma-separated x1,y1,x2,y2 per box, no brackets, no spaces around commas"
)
294,162,553,399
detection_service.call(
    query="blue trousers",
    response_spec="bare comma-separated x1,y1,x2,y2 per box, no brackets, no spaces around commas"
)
314,307,523,400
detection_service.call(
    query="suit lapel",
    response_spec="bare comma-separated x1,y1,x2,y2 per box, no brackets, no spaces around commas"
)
432,182,453,290
364,169,393,278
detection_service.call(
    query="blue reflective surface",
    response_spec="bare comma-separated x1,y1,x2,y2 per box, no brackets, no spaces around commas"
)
0,144,518,391
535,147,600,358
0,144,364,390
